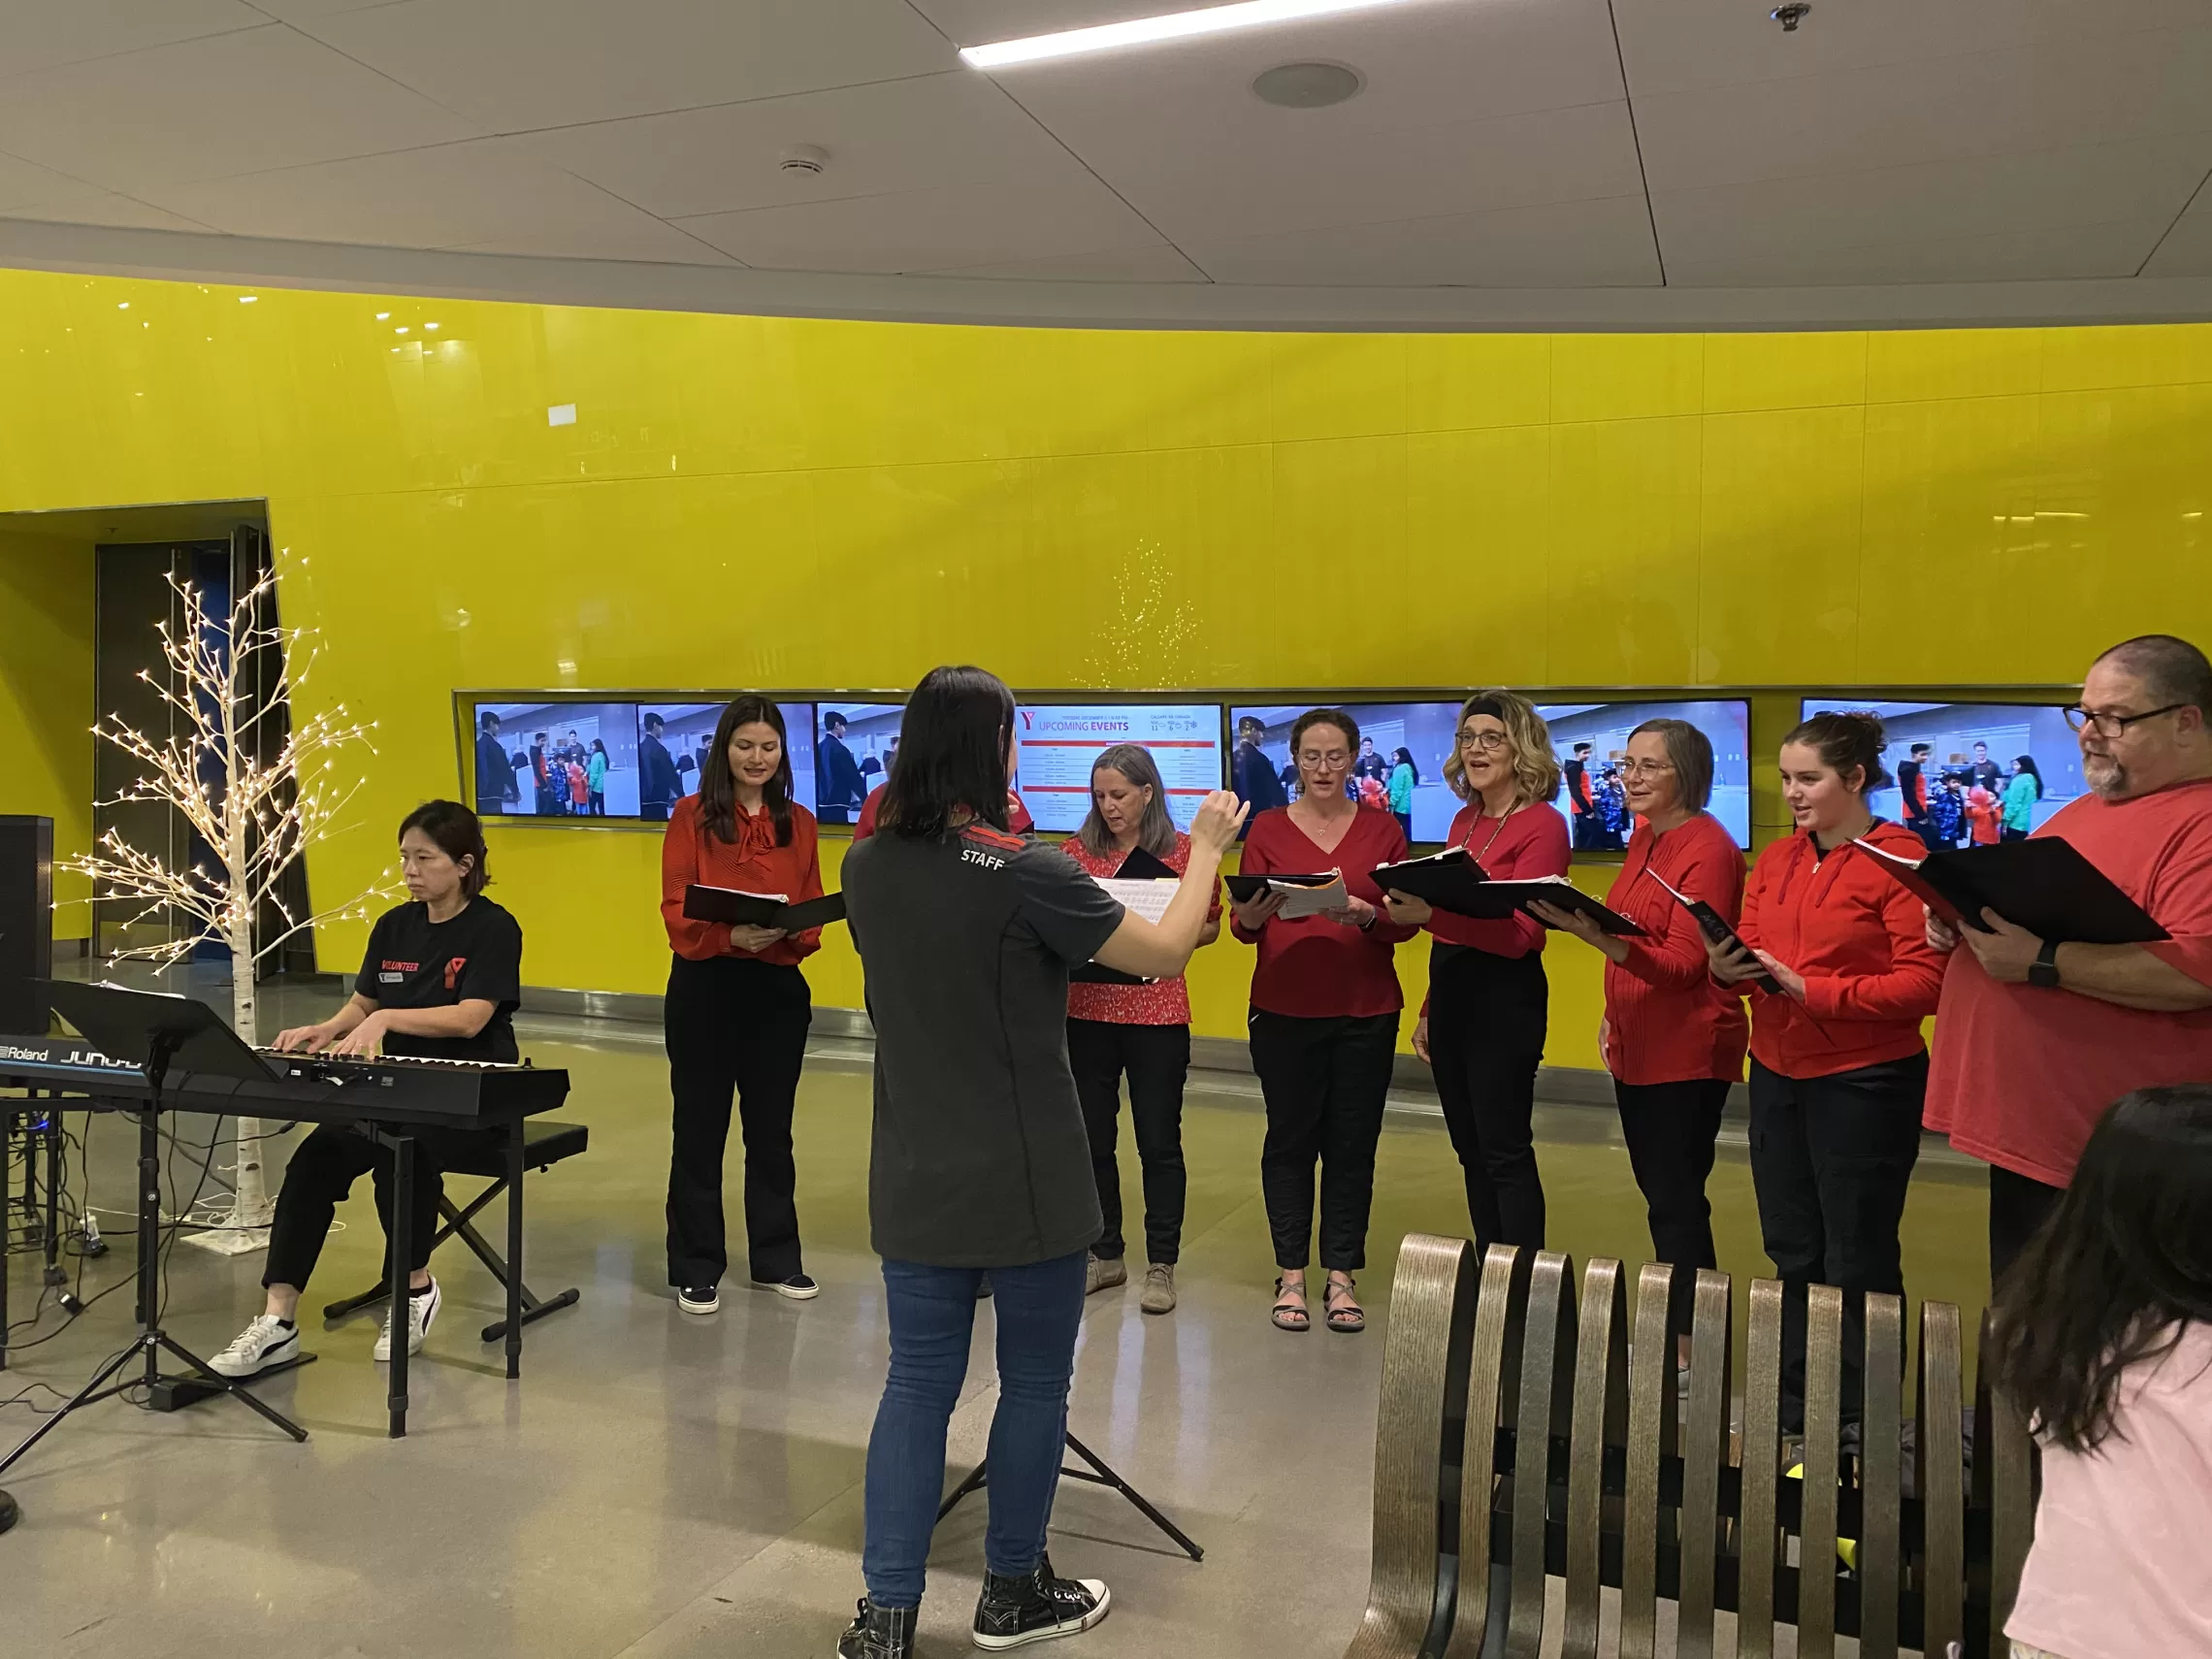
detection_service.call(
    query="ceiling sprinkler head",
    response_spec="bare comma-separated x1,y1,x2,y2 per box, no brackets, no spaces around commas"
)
778,144,829,175
1771,3,1810,29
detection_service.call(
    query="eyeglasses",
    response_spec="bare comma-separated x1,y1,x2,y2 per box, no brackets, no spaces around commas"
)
1458,731,1509,753
1298,750,1350,767
1618,759,1675,778
2064,702,2186,737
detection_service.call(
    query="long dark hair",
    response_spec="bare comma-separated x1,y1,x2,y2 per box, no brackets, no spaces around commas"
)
1993,1087,2212,1452
1785,710,1891,794
1392,747,1419,786
699,696,795,847
877,666,1014,839
400,799,489,897
2015,754,2044,798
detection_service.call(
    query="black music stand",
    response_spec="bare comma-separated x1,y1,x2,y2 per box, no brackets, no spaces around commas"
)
937,1431,1204,1562
0,983,309,1480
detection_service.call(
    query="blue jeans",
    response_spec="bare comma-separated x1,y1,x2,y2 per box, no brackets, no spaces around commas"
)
862,1251,1088,1610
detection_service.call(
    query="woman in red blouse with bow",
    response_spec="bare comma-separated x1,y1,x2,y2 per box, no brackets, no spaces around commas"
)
1531,718,1748,1360
660,696,826,1316
1383,691,1571,1253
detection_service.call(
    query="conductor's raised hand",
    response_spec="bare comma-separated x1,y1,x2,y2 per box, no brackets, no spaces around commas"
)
1383,889,1433,927
1188,790,1250,859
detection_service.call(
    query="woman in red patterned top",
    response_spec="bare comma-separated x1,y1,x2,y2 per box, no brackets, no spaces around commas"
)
1232,708,1415,1335
1060,744,1221,1316
1383,691,1570,1254
1530,718,1748,1362
659,696,827,1316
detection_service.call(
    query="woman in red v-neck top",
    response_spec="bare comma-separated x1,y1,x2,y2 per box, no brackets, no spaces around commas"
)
1530,718,1748,1356
1382,691,1569,1255
1231,708,1413,1336
658,697,826,1314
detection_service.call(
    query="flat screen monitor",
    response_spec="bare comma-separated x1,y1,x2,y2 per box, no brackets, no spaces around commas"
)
814,701,903,827
1541,699,1753,851
1796,698,2078,845
1227,701,1465,842
1011,702,1226,833
635,701,817,825
470,700,640,819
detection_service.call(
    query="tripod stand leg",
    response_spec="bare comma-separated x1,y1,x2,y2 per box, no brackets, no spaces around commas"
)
153,1335,309,1442
0,1338,141,1478
937,1457,992,1523
1061,1434,1205,1562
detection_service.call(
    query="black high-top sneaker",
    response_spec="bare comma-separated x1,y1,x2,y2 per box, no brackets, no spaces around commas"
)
971,1554,1111,1649
834,1598,915,1659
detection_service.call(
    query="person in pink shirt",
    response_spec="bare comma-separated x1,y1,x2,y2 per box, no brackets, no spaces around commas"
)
1992,1085,2212,1659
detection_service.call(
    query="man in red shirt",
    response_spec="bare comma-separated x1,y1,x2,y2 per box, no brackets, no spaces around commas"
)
1924,634,2212,1282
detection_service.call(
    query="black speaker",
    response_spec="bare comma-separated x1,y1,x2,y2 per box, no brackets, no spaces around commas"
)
0,815,53,1035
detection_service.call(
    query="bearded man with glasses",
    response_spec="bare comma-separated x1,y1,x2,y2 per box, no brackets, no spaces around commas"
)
1924,634,2212,1284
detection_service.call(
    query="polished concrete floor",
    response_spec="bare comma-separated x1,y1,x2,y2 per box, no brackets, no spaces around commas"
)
3,972,1990,1658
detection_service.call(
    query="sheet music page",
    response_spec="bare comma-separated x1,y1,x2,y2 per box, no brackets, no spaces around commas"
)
1095,877,1179,925
1274,874,1348,919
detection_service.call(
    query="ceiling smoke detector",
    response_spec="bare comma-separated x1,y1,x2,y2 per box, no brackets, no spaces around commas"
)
778,144,829,175
1771,3,1810,30
1252,61,1364,109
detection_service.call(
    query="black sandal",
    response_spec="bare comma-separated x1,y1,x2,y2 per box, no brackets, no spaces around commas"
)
1271,1276,1310,1332
1324,1277,1366,1334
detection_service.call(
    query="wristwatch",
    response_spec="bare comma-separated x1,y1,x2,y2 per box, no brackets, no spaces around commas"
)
2028,938,2061,990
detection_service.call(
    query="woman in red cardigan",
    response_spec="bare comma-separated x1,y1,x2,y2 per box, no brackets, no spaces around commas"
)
1232,707,1414,1335
1707,710,1944,1443
660,695,826,1316
1530,718,1748,1363
1384,691,1570,1254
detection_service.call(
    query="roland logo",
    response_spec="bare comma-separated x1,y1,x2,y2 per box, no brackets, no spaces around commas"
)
0,1040,132,1070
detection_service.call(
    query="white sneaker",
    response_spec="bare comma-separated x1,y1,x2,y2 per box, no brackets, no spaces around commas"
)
374,1277,439,1361
208,1314,301,1379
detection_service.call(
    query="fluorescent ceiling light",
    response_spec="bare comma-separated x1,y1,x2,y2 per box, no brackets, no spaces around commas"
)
962,0,1425,67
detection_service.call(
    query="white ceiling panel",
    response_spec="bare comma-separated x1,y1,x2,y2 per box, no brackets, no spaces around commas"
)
0,148,88,211
0,188,215,232
299,0,959,132
0,24,481,192
1183,193,1660,286
0,0,270,81
918,243,1211,281
1611,0,2212,101
512,72,1090,221
446,217,737,265
913,0,1239,49
1669,218,2166,287
1636,25,2212,194
242,0,413,16
1075,98,1642,244
146,137,703,252
672,175,1165,274
1654,140,2209,265
2139,185,2212,276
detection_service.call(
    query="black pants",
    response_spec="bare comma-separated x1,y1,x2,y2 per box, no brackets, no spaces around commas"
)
665,954,812,1286
1067,1019,1190,1265
1249,1008,1398,1272
1988,1163,2066,1287
1748,1054,1927,1433
1613,1076,1730,1342
1426,949,1549,1253
262,1122,481,1290
2001,826,2029,842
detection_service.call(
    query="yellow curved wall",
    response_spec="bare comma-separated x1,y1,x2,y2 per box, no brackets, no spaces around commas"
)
4,266,2209,1065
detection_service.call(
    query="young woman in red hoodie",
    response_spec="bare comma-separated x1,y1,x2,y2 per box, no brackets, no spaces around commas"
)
660,695,827,1316
1708,710,1943,1443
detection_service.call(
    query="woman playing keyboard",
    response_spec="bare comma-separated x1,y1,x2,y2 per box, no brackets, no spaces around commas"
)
209,799,523,1379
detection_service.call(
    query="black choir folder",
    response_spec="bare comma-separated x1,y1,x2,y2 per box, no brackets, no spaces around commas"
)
1072,845,1179,986
1371,849,1646,937
683,885,847,931
1850,836,2166,946
1221,871,1336,903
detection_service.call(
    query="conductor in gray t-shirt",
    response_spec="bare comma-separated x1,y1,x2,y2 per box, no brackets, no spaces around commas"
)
835,666,1244,1659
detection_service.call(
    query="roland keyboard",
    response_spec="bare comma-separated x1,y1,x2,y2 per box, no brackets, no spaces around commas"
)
0,1035,569,1126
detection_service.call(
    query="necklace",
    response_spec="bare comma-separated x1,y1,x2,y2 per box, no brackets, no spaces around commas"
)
1460,800,1519,862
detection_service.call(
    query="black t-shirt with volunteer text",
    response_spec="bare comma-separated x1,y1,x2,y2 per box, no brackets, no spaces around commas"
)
845,823,1126,1267
353,896,523,1062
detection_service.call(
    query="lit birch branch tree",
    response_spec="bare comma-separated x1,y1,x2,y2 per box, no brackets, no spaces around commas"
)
68,568,392,1252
